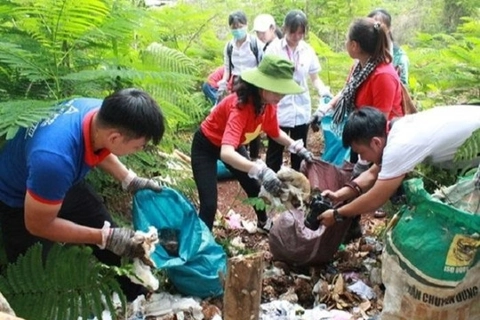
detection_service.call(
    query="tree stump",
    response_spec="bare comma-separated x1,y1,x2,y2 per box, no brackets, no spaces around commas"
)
223,251,264,320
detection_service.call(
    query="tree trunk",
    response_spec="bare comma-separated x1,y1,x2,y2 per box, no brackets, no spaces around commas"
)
223,252,264,320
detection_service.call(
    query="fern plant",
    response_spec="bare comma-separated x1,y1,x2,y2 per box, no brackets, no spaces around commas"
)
454,128,480,163
0,243,125,320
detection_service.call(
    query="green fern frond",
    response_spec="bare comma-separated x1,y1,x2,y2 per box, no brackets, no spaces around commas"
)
0,99,57,140
0,243,125,320
144,42,197,75
454,128,480,162
0,42,52,81
12,0,110,49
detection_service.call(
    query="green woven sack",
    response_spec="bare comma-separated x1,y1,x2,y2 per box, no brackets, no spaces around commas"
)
386,178,480,288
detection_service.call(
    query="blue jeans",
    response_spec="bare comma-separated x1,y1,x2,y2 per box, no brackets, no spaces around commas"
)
202,82,218,105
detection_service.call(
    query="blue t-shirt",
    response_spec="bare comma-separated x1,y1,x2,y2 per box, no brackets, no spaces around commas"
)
0,98,109,207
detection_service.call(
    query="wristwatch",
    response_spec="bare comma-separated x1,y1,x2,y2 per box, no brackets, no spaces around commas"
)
333,209,344,223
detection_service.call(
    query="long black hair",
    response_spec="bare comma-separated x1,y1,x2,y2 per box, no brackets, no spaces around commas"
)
348,18,392,63
234,77,263,117
283,9,308,34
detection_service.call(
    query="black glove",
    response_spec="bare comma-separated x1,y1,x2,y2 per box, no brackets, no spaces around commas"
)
309,111,324,133
127,176,162,193
297,147,314,163
105,228,146,259
258,167,283,197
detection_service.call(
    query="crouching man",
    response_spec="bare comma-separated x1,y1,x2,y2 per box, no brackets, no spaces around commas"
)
0,88,165,300
318,105,480,226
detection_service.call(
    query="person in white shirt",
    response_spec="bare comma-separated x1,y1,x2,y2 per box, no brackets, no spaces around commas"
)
217,10,262,100
253,14,282,52
318,105,480,226
264,9,330,172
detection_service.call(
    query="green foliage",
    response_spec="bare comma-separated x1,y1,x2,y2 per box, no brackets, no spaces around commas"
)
0,243,125,320
410,165,458,193
454,128,480,162
0,99,57,146
410,15,480,106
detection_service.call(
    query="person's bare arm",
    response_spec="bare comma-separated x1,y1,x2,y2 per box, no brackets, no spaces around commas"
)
97,154,129,182
271,130,295,148
310,73,331,97
220,144,257,172
24,193,103,245
323,164,381,204
319,174,405,227
337,175,404,218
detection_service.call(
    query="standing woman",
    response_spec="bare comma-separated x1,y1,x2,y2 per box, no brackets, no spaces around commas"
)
312,17,404,222
217,10,262,100
253,14,282,51
312,17,404,151
368,8,410,85
264,9,331,172
191,55,312,231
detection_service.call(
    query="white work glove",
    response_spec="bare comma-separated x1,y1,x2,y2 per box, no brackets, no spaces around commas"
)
248,160,283,197
216,80,228,102
99,222,146,259
310,90,333,133
288,140,314,163
121,170,162,193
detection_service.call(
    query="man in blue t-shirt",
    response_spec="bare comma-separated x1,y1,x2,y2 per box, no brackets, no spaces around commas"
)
0,88,165,300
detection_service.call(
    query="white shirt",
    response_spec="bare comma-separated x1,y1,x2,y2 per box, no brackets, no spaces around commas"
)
223,35,261,76
265,38,321,127
379,105,480,180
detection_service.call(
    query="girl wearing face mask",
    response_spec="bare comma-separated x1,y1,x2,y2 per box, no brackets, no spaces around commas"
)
192,56,313,232
217,10,263,101
264,9,331,173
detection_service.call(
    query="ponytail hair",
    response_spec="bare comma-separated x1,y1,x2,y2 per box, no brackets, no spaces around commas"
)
348,17,391,63
367,9,394,42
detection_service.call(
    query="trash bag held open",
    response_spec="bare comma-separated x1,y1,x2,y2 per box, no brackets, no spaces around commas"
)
132,188,227,298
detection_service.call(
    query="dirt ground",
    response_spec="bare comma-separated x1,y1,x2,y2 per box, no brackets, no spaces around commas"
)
199,129,389,319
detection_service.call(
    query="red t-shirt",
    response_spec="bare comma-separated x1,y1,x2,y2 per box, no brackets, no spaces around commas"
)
201,94,280,148
207,66,233,91
207,66,224,89
354,62,403,120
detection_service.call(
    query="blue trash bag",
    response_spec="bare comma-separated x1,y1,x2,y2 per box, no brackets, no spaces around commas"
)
217,159,233,180
132,188,227,298
320,111,351,166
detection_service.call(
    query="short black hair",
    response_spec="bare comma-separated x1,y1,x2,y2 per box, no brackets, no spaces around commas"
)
97,88,165,145
283,9,308,34
342,107,387,147
228,10,247,27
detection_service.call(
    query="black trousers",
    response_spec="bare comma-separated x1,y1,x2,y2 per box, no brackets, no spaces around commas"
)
266,123,309,172
248,136,261,160
0,181,145,301
191,129,267,230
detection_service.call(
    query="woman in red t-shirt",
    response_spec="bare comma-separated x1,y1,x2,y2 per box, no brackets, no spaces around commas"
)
191,55,313,231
